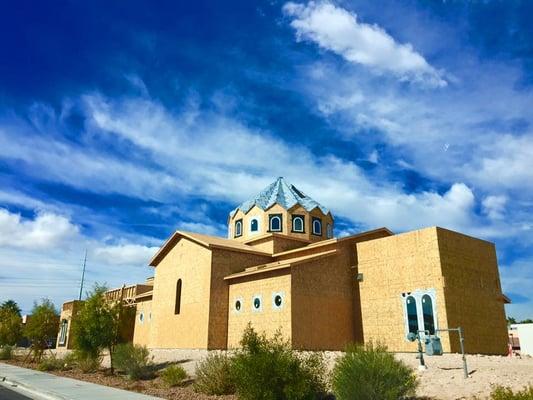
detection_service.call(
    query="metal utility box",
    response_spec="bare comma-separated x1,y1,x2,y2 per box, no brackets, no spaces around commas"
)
425,336,443,356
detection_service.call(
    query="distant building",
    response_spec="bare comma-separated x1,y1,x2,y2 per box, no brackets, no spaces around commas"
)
55,284,152,350
58,177,510,354
510,323,533,356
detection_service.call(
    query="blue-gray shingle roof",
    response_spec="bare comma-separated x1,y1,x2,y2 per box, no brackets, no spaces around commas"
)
230,177,331,218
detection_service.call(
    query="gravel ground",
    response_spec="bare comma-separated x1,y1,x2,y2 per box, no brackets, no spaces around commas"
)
13,349,533,399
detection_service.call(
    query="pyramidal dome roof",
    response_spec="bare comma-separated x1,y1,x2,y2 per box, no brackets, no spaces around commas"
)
230,177,330,217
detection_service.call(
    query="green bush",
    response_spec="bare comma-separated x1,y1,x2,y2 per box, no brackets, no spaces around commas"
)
37,355,66,371
231,326,327,400
112,343,153,380
490,386,533,400
0,345,14,360
160,364,187,387
193,353,236,395
332,343,417,400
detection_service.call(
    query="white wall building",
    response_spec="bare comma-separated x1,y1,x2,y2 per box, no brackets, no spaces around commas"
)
511,323,533,356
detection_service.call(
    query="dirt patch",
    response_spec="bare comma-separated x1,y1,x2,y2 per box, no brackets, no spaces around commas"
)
3,358,236,400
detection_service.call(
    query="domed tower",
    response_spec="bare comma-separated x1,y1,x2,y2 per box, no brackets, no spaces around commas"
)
228,177,334,250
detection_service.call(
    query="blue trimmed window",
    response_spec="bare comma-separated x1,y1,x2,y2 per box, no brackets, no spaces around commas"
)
312,217,322,235
234,219,243,237
269,214,282,232
292,215,304,233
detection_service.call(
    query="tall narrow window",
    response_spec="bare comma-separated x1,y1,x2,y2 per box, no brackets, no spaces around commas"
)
250,218,259,232
292,215,304,233
234,219,242,237
326,224,333,238
422,294,435,334
175,279,182,315
406,295,418,334
312,217,322,235
269,214,282,232
58,320,68,346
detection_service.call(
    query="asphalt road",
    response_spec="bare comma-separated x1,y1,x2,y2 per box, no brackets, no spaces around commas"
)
0,386,33,400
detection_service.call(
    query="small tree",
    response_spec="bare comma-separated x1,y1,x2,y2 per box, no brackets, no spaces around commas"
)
71,285,124,373
24,299,59,362
1,300,22,317
0,300,23,347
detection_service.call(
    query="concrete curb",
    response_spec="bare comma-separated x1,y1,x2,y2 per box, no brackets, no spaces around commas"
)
1,375,69,400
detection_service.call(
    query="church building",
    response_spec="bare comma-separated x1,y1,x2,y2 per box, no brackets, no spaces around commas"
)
57,177,510,354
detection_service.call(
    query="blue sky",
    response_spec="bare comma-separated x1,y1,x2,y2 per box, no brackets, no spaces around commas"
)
0,0,532,319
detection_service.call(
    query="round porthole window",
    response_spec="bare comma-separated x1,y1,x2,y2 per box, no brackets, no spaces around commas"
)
254,297,261,309
139,312,144,323
274,295,282,307
235,300,242,311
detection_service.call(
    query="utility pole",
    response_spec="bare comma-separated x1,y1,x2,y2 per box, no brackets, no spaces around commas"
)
78,249,87,301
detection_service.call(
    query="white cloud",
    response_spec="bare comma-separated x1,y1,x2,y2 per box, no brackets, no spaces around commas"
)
0,204,159,312
92,244,158,266
283,1,446,87
0,208,79,249
178,221,227,236
470,135,533,191
81,94,499,236
482,195,507,220
0,125,182,202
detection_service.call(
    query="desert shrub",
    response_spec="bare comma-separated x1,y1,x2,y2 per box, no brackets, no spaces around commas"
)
332,343,417,400
231,325,327,400
490,386,533,400
193,353,236,395
61,352,79,368
112,343,153,380
161,364,187,387
37,355,66,371
75,350,102,373
0,345,14,360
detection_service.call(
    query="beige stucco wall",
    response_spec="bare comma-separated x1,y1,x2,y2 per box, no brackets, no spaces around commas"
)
149,238,213,349
356,227,508,355
133,299,152,347
291,244,357,350
246,235,311,254
356,228,450,353
436,227,508,355
208,249,272,349
227,270,291,348
56,300,84,350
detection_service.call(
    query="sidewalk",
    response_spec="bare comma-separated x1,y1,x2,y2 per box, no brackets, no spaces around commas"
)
0,363,162,400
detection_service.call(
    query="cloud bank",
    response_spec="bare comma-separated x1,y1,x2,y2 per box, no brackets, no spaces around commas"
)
283,1,446,87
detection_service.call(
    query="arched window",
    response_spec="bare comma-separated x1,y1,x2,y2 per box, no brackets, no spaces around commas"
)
326,224,333,238
422,294,435,334
406,295,418,334
234,219,242,237
250,218,259,233
312,217,322,235
175,279,182,315
269,214,282,232
292,215,304,233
